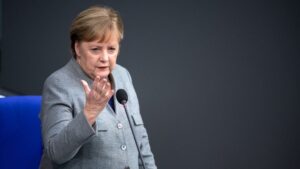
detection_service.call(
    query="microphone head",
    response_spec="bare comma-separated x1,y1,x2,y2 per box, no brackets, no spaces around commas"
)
116,89,128,105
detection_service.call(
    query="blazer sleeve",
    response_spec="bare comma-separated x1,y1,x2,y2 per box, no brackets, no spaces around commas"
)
41,75,96,165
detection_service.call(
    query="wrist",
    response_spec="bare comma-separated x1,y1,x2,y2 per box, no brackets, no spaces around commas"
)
83,108,98,125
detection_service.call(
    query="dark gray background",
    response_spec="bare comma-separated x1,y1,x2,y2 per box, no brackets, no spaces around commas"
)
0,0,299,168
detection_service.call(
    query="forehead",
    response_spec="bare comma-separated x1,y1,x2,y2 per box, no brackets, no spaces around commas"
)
82,31,119,47
94,28,120,43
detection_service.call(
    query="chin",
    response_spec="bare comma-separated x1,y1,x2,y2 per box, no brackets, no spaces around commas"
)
95,72,110,78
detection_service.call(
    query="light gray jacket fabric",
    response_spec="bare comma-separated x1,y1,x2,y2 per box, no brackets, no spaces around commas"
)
39,58,157,169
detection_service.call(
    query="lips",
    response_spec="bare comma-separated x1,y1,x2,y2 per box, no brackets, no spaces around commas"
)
97,66,109,71
97,66,109,69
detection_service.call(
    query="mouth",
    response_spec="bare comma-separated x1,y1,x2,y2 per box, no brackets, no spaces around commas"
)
97,66,109,70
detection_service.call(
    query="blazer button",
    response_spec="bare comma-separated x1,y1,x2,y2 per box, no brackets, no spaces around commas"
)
117,122,123,129
121,145,127,151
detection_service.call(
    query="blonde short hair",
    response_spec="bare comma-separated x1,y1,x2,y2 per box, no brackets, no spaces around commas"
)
70,6,124,58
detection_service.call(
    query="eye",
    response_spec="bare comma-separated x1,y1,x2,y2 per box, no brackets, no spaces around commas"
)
108,47,116,51
91,47,100,51
108,47,116,53
90,47,102,54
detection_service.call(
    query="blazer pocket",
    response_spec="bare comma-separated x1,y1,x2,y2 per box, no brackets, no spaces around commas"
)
97,129,108,132
131,113,144,126
131,114,145,147
96,119,108,133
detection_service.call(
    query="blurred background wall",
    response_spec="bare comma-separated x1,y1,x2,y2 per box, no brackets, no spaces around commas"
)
0,0,299,168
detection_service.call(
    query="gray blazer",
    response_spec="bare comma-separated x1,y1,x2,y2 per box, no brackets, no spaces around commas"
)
39,58,157,169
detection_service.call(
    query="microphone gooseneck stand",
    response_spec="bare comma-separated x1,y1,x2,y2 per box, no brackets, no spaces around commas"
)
116,89,146,169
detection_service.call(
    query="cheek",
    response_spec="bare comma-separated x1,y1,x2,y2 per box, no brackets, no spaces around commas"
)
110,55,118,68
83,55,97,71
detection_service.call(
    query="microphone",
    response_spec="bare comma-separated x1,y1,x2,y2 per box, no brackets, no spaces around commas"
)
116,89,146,169
116,89,128,105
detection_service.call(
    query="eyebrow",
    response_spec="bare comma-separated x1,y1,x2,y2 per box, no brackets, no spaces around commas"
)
88,43,118,48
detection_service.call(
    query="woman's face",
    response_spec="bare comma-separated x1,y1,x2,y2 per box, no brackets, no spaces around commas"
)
75,32,120,79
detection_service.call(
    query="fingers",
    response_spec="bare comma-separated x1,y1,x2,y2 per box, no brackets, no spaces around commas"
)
81,80,91,96
81,78,112,100
102,82,114,98
83,77,114,124
92,76,113,100
93,77,105,94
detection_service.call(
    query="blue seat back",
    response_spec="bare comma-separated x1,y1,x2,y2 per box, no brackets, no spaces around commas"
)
0,96,42,169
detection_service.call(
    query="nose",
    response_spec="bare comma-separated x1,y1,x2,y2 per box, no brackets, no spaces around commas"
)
100,50,109,62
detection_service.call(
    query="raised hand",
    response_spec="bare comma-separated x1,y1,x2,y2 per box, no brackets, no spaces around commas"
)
81,76,114,125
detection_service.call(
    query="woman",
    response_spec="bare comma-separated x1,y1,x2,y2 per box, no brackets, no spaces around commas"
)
39,6,157,169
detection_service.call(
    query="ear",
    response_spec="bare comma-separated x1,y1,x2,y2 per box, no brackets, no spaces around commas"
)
74,41,81,59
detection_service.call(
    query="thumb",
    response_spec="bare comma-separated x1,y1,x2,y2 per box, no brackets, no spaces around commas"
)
81,80,91,96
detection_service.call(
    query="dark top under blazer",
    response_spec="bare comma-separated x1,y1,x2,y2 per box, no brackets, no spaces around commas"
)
39,58,157,169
